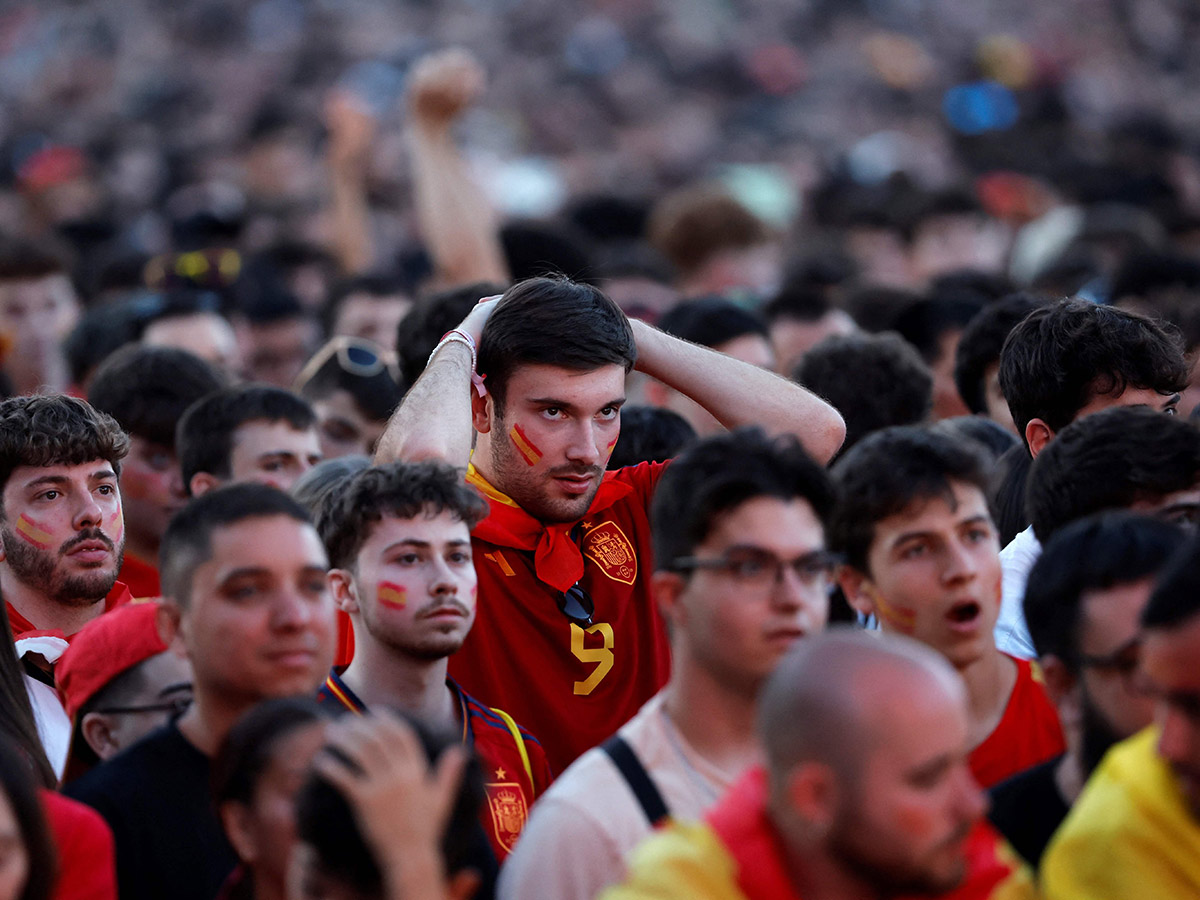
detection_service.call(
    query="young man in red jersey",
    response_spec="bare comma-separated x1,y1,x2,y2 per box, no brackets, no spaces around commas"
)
831,426,1064,789
316,460,551,862
376,276,845,772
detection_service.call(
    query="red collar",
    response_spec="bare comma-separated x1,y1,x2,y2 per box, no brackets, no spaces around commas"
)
466,465,633,592
7,580,133,642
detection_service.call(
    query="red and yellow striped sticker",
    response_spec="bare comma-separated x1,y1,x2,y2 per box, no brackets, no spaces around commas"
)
509,424,543,467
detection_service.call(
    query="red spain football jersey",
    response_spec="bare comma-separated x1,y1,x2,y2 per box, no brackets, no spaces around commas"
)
969,656,1065,789
448,462,673,774
316,671,552,862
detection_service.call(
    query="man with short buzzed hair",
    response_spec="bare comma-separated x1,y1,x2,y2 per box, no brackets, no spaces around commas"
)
604,629,1035,900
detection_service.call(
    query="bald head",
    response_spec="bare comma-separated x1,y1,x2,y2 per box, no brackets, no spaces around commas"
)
758,628,964,781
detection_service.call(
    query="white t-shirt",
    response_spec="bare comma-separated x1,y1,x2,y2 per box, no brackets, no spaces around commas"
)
995,525,1041,659
497,689,741,900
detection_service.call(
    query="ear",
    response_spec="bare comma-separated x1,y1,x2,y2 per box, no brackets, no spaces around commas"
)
155,602,180,648
328,569,360,616
471,389,493,435
446,869,482,900
219,801,259,865
188,471,220,498
80,713,121,760
837,566,877,619
1038,655,1080,727
651,570,687,627
784,762,839,831
1025,418,1054,459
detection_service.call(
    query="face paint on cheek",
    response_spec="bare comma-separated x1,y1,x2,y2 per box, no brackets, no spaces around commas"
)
509,424,543,467
377,582,407,609
605,436,619,459
108,504,124,544
14,515,53,549
871,589,918,634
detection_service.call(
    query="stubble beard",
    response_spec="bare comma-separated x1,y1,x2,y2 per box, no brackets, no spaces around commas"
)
488,417,601,524
0,526,124,607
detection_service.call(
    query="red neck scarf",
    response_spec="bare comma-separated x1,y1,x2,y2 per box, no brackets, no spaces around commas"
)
466,464,633,592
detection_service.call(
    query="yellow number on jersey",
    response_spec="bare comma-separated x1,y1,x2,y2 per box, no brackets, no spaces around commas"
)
570,622,614,696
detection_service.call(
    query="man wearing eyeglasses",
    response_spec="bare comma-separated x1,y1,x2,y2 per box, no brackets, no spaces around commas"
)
831,426,1065,790
500,429,835,900
988,512,1185,868
1041,530,1200,898
376,276,844,774
314,460,551,865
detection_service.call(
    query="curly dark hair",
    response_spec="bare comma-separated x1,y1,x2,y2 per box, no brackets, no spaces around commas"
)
317,461,488,571
0,395,130,510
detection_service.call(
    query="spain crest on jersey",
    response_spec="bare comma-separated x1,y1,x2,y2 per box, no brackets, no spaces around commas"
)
484,779,529,853
583,520,638,585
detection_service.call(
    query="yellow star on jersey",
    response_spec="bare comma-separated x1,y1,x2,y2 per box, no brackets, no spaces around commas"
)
495,767,507,780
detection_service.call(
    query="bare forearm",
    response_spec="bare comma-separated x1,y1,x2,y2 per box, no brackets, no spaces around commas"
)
632,319,845,463
374,343,475,466
329,166,375,274
410,124,509,286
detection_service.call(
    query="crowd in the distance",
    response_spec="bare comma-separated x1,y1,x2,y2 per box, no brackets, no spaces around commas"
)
2,6,1200,899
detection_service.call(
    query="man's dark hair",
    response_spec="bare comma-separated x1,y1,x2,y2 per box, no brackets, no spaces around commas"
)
476,277,636,411
830,426,989,574
953,293,1046,415
212,698,331,808
0,395,130,509
608,406,696,470
396,282,506,388
652,428,834,570
1144,529,1200,630
159,483,314,608
1025,512,1185,667
0,733,57,900
891,295,984,367
295,713,485,896
324,273,412,337
932,416,1020,465
176,385,317,490
989,444,1033,547
794,332,932,454
657,296,768,350
0,240,68,281
1026,406,1200,543
998,298,1187,445
840,285,921,334
87,346,228,448
317,462,488,571
762,282,836,325
500,219,597,284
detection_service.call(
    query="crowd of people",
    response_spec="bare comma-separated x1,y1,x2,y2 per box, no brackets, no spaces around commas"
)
2,2,1200,899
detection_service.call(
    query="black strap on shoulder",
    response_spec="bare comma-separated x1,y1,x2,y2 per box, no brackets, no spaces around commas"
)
602,734,669,826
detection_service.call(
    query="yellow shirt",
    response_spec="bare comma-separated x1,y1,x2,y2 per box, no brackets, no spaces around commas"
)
1042,727,1200,898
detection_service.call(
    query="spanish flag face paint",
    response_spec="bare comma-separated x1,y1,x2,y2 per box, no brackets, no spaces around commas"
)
605,435,619,458
108,505,124,544
377,582,408,610
15,515,53,550
872,589,918,634
509,424,543,467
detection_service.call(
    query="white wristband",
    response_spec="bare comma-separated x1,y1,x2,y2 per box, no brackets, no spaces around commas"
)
427,329,477,373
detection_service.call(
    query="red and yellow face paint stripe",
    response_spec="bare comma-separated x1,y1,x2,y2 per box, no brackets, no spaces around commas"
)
606,435,619,457
15,515,52,549
873,590,917,633
377,582,407,609
509,424,543,467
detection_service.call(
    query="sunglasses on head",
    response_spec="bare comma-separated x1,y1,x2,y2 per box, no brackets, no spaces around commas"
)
294,336,401,389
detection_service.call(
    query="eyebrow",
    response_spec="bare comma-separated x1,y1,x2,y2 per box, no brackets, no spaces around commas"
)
158,682,193,698
383,539,472,552
1163,393,1182,408
527,397,627,410
890,515,990,549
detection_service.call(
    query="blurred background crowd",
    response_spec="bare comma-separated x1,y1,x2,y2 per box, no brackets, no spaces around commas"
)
3,0,1200,425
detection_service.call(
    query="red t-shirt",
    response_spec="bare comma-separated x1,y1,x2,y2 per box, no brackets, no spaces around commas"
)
969,656,1065,789
317,671,553,862
448,462,673,774
41,789,117,900
116,554,160,600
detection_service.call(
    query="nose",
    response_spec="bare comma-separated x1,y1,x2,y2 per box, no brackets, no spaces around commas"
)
428,555,459,597
72,491,103,530
956,766,988,824
942,539,980,585
566,420,602,467
270,588,317,631
168,469,187,501
771,564,810,611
